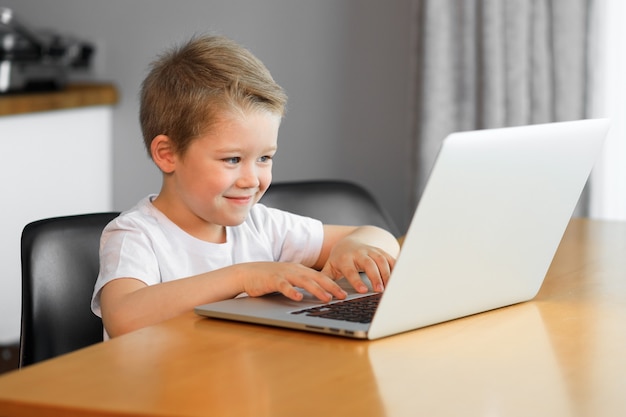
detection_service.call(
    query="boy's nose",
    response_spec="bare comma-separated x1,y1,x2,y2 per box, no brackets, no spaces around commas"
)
237,165,261,189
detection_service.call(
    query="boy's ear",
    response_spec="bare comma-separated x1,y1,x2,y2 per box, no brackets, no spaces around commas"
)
151,135,176,173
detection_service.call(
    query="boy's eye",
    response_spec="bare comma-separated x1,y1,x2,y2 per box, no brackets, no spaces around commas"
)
258,155,273,163
223,157,241,164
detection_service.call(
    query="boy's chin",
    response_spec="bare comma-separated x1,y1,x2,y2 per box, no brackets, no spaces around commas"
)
221,213,250,227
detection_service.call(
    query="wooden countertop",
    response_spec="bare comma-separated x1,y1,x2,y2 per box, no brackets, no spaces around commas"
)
0,83,118,116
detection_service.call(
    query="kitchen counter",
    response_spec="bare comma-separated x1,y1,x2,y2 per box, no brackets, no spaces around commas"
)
0,83,118,116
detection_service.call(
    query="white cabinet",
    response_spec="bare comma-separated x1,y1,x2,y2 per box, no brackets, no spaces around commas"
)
0,105,113,344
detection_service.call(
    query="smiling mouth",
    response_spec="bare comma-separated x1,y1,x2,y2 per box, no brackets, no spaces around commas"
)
225,195,255,203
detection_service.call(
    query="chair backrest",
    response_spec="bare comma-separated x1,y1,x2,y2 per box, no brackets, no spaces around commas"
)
260,180,400,237
19,212,119,367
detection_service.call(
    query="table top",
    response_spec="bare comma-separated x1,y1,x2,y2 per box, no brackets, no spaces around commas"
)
0,218,625,417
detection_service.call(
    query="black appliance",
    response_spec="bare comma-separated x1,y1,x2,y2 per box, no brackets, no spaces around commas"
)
0,7,94,93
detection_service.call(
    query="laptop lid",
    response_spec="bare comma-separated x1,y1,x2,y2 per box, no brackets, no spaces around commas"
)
195,119,610,340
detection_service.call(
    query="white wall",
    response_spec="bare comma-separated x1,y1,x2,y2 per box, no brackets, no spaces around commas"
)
2,0,414,230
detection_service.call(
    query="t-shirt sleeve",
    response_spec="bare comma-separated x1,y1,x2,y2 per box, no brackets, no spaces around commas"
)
91,218,161,317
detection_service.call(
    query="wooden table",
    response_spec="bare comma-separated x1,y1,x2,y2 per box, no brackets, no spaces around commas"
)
0,218,625,417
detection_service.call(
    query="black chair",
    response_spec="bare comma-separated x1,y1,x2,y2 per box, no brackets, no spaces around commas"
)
19,212,119,367
18,180,396,366
260,180,400,237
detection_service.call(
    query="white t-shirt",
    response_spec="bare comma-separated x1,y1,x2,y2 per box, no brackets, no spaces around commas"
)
91,195,324,318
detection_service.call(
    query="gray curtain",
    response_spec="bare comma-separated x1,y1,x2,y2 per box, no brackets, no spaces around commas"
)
410,0,594,211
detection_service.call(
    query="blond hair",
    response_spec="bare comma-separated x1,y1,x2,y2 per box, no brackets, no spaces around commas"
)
140,35,287,156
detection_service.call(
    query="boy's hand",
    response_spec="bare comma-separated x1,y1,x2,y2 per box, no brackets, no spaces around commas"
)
240,262,348,302
320,238,396,294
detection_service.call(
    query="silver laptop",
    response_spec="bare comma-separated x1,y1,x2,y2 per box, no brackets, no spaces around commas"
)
195,119,610,340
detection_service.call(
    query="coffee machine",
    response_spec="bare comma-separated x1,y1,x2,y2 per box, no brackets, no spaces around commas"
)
0,7,94,93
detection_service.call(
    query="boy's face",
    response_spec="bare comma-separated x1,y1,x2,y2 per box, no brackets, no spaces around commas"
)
164,109,280,233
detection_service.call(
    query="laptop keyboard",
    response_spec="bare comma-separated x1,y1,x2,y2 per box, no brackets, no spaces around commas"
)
291,293,382,323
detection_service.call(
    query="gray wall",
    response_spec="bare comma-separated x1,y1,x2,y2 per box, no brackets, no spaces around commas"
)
4,0,414,231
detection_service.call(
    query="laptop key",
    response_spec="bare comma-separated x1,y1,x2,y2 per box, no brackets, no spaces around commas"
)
291,293,382,324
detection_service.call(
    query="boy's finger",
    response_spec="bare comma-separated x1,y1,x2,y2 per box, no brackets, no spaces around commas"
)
291,272,347,302
315,274,348,300
341,269,369,294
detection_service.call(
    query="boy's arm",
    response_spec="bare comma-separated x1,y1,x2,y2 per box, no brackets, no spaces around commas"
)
100,271,238,338
100,260,349,338
314,225,400,294
100,225,399,338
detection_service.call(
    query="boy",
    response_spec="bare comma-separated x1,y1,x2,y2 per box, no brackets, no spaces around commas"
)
91,35,399,338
